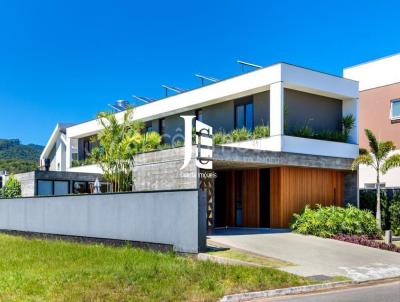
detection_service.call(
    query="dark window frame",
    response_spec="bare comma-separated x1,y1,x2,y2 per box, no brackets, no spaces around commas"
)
234,100,254,130
36,179,70,196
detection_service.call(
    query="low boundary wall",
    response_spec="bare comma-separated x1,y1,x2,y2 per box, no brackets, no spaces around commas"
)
0,189,206,253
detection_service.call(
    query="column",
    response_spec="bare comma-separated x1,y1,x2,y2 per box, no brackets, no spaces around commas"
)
270,81,285,137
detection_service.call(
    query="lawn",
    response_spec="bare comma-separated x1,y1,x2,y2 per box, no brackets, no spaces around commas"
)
0,234,312,301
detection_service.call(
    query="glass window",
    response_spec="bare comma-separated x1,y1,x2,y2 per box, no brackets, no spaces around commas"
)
54,181,69,195
37,180,53,196
73,181,87,194
245,103,254,130
159,118,166,136
235,105,245,128
235,102,253,130
145,121,153,132
391,99,400,119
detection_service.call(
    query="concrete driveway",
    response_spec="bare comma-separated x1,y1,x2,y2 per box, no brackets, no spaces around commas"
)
208,228,400,281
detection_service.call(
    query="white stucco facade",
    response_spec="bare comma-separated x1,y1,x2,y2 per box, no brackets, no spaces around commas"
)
41,62,359,174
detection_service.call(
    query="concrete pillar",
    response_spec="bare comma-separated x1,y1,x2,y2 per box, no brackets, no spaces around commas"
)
343,98,359,144
344,171,359,207
270,81,285,136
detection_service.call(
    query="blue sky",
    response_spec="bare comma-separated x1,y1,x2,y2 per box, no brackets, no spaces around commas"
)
0,0,399,145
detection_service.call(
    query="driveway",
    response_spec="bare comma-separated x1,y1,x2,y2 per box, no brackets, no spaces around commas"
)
208,228,400,281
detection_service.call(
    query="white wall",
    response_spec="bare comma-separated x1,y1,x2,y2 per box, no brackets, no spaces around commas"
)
0,190,204,253
67,164,103,174
344,53,400,91
359,150,400,188
224,135,359,159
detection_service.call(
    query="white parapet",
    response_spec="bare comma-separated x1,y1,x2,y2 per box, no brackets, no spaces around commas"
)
223,135,359,159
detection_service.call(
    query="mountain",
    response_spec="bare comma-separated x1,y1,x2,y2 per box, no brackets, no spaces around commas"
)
0,139,44,174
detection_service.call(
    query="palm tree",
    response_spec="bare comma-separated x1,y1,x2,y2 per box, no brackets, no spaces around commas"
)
352,129,400,229
90,108,161,192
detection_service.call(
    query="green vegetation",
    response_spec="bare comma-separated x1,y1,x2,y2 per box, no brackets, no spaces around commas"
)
0,139,43,173
90,108,161,192
2,174,22,198
0,159,38,174
389,195,400,236
360,190,392,230
290,205,381,238
213,125,270,144
208,247,292,268
0,139,43,161
0,234,311,301
352,129,400,230
290,114,355,143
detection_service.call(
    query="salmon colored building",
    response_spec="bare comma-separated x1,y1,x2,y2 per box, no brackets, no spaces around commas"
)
344,53,400,189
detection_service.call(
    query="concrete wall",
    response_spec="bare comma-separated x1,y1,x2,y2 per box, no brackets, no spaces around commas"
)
344,171,359,206
0,190,205,253
285,88,342,133
12,172,36,197
10,171,105,197
133,147,198,191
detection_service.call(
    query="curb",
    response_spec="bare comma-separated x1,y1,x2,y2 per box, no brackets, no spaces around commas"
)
219,277,400,302
198,253,266,268
219,281,353,302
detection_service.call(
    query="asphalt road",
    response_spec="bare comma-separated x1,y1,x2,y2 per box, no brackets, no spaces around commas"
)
258,281,400,302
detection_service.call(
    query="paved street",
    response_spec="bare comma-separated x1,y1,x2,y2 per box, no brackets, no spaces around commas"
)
256,280,400,302
209,228,400,281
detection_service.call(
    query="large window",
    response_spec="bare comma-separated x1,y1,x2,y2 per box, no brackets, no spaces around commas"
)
235,102,253,130
391,99,400,120
37,180,53,196
54,181,69,195
37,180,70,196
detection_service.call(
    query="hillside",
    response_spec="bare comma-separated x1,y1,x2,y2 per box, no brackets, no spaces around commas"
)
0,139,44,174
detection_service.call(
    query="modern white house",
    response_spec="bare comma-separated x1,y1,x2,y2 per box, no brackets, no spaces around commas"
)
344,54,400,189
39,62,359,227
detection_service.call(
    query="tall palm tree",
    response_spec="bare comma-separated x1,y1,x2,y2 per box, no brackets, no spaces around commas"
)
352,129,400,229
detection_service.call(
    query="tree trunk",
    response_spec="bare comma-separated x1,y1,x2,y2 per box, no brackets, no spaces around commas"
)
376,172,382,230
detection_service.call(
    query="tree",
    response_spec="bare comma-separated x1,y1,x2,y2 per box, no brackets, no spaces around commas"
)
352,129,400,230
90,108,161,192
3,174,22,198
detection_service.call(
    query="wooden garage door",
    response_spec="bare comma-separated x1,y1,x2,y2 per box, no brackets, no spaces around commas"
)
270,167,344,228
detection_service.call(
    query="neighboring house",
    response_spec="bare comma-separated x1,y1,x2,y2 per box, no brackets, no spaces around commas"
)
344,53,400,189
41,62,359,228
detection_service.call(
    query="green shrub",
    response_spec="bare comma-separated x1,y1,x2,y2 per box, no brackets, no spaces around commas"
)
389,194,400,236
291,125,313,139
3,174,21,198
253,125,270,139
213,131,228,144
231,128,251,142
290,205,380,238
290,114,355,143
213,126,271,145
